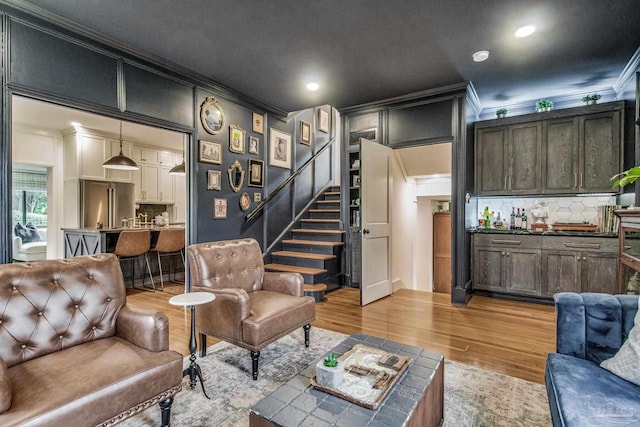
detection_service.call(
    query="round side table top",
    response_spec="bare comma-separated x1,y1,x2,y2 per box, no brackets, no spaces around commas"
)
169,292,215,307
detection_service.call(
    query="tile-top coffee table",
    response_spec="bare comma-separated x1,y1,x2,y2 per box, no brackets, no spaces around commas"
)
250,333,444,427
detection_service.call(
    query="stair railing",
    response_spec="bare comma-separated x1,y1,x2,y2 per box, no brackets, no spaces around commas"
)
245,137,336,223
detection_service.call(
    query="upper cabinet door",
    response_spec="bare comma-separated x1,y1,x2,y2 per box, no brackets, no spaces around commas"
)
580,111,621,193
79,135,108,180
509,122,542,194
475,127,508,195
543,118,579,194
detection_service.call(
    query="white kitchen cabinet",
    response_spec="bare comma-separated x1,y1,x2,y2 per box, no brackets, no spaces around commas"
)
159,166,174,203
79,134,108,180
158,151,174,166
66,132,132,182
132,146,159,165
105,139,133,182
142,164,159,201
173,172,186,223
134,164,175,203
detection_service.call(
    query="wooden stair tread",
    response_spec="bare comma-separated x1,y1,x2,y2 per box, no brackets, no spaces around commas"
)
310,209,341,213
272,251,336,260
304,283,327,292
282,239,345,247
264,264,327,275
324,192,340,195
300,219,340,223
317,200,340,204
292,229,345,234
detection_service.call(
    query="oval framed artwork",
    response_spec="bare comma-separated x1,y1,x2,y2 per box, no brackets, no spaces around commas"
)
200,96,225,135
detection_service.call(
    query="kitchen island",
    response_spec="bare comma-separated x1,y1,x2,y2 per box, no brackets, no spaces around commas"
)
62,226,186,288
470,228,618,300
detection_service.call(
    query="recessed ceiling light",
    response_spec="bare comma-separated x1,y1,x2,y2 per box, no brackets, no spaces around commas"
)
306,82,320,91
472,50,490,62
70,121,82,127
515,25,536,38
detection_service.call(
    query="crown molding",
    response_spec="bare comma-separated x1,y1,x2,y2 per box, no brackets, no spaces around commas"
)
613,46,640,97
465,82,482,120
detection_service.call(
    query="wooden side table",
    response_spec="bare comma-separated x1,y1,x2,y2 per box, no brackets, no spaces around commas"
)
169,291,216,398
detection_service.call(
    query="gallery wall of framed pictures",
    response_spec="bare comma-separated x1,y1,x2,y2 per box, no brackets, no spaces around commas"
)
196,92,333,237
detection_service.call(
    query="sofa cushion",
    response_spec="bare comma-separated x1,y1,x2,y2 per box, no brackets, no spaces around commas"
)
546,353,640,426
600,296,640,386
1,336,182,427
242,291,315,348
13,223,41,244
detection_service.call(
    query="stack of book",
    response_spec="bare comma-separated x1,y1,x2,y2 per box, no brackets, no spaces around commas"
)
597,205,621,233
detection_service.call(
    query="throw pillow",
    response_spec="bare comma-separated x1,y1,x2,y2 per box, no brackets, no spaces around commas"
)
13,222,41,244
600,296,640,386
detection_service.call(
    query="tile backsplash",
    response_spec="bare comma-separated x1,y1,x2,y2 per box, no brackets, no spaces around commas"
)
476,195,616,226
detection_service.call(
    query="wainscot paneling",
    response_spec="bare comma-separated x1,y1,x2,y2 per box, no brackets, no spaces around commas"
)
10,20,118,108
124,62,194,127
388,100,453,145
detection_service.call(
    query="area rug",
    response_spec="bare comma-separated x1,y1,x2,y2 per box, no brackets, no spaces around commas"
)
122,328,551,426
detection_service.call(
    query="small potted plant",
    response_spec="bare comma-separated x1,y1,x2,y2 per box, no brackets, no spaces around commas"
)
582,94,601,105
535,99,554,112
496,108,508,118
316,352,344,388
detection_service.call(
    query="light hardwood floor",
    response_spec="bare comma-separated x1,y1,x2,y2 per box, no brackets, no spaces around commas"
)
126,284,556,384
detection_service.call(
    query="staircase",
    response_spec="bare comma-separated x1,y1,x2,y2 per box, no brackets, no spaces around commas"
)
264,186,345,296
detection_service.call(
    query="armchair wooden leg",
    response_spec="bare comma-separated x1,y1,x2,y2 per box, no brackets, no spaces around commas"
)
304,324,311,347
159,396,174,427
200,333,207,357
251,350,260,380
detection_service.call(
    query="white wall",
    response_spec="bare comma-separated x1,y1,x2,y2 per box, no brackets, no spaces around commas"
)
390,153,416,291
12,125,65,259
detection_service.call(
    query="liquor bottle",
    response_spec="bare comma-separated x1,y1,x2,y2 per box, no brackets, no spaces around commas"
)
521,209,528,230
510,207,516,229
515,208,522,229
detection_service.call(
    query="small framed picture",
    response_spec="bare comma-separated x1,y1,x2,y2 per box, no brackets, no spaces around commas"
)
229,125,246,154
199,140,222,164
300,120,311,145
353,175,361,187
207,170,221,190
214,198,227,219
248,136,259,155
248,158,264,188
349,127,378,144
254,192,262,202
200,96,225,135
317,108,329,133
239,192,251,211
269,128,292,169
252,112,264,135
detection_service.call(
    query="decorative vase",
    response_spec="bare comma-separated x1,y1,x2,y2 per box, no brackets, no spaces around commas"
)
587,100,597,105
316,359,344,388
497,113,506,118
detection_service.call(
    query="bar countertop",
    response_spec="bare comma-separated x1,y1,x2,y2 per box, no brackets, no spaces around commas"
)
62,225,185,233
468,228,617,238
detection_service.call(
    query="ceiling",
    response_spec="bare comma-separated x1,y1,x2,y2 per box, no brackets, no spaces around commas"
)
12,0,640,113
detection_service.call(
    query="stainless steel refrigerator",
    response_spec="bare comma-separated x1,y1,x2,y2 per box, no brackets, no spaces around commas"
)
80,180,135,228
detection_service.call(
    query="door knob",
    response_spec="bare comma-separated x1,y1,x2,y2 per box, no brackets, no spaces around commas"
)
362,228,370,234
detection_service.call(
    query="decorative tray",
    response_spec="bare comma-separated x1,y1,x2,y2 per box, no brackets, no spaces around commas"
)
310,344,412,409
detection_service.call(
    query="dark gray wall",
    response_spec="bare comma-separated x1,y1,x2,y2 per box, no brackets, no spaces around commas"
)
0,6,333,264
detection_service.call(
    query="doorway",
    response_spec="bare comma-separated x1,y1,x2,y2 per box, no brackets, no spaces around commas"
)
11,96,189,260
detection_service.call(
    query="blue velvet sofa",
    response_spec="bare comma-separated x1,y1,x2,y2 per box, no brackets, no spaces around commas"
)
546,293,640,426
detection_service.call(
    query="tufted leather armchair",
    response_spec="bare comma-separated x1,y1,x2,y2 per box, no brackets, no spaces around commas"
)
0,254,183,427
188,238,316,380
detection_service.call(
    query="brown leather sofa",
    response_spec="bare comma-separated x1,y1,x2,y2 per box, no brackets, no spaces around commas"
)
0,254,183,427
188,238,316,380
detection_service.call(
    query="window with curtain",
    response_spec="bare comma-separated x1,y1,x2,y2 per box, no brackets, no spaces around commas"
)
12,169,48,229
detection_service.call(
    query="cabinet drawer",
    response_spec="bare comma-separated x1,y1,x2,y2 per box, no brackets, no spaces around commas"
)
474,234,541,249
542,236,617,252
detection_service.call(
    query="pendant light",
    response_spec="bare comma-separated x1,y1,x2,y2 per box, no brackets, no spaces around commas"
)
102,121,139,170
169,150,186,176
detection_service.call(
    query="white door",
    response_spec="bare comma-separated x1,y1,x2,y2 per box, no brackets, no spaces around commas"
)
360,138,392,305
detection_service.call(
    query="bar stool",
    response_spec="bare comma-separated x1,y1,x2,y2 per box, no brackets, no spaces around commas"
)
153,228,186,290
113,230,155,292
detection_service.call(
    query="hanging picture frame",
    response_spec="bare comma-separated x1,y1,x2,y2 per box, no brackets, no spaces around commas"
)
252,112,264,135
317,108,329,133
248,158,264,188
300,120,311,145
269,128,292,169
207,170,221,190
200,96,225,135
229,125,246,154
248,136,259,155
199,140,222,164
214,198,227,219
